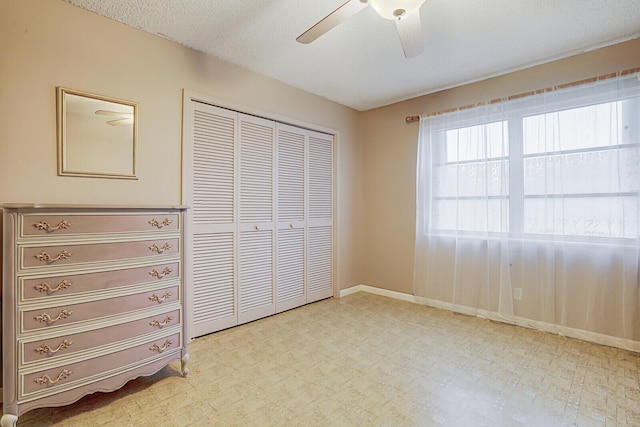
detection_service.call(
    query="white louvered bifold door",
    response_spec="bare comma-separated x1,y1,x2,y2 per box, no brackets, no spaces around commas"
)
187,102,238,337
185,96,335,336
275,124,306,312
238,114,276,324
307,130,334,303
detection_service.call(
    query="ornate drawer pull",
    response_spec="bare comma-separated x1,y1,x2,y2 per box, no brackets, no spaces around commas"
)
149,243,172,254
35,369,72,385
149,218,172,229
35,339,73,354
148,291,172,303
35,310,73,324
35,280,72,293
149,267,173,279
35,250,72,263
149,339,173,353
33,220,72,232
149,315,174,328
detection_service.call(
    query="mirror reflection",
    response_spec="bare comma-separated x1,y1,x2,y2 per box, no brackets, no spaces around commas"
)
57,87,137,179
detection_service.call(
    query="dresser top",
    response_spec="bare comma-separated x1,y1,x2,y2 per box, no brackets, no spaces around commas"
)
1,204,188,210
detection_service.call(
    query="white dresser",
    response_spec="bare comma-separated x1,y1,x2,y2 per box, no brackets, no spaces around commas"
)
1,206,188,426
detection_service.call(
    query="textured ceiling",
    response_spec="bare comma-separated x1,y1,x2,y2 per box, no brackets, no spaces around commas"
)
63,0,640,111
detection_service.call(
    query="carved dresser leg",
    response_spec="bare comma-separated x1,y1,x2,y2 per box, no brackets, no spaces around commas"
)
1,414,18,427
181,352,190,377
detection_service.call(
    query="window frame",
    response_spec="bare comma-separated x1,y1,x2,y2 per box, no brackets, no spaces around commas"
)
425,85,640,244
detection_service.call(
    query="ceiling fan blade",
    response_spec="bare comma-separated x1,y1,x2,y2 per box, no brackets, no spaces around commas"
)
297,0,368,44
395,11,424,58
106,118,133,126
95,109,133,118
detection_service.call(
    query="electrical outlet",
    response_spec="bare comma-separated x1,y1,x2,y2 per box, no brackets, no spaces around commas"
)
514,287,523,301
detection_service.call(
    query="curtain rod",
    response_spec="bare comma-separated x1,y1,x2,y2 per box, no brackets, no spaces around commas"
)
404,67,640,124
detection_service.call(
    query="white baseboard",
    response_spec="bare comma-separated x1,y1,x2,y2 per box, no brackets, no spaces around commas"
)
340,284,640,353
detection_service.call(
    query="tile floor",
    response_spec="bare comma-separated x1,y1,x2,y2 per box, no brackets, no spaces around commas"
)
5,291,640,426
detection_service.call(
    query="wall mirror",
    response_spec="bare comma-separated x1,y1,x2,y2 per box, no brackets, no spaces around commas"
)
57,87,137,179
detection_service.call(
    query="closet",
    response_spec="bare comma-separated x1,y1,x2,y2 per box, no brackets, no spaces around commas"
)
184,100,334,338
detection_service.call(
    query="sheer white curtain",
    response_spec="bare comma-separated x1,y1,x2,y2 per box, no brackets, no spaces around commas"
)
413,73,640,349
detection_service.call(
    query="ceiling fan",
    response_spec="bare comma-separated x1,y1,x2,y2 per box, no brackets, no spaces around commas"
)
297,0,427,58
95,109,134,126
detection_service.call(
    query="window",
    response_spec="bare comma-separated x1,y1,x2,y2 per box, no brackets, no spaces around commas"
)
522,101,639,239
414,73,640,344
432,121,509,233
422,74,640,242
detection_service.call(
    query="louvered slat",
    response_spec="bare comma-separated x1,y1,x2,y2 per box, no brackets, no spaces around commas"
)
239,230,274,313
277,228,305,303
307,226,332,299
277,129,305,222
240,120,273,223
193,109,235,224
308,135,333,220
192,232,235,323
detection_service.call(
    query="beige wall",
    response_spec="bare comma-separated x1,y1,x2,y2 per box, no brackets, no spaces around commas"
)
361,38,640,295
0,0,364,291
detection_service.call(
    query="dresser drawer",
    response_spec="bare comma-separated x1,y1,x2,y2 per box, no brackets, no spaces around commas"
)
20,332,181,399
19,238,179,271
20,262,180,302
21,285,180,333
20,213,180,238
21,309,181,365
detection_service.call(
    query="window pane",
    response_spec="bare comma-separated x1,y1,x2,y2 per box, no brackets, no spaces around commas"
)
522,99,639,239
523,146,640,196
433,199,509,233
445,121,508,162
432,120,510,234
523,101,624,155
434,160,509,198
524,196,639,238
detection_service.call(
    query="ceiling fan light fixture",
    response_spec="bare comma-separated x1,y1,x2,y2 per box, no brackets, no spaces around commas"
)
368,0,426,20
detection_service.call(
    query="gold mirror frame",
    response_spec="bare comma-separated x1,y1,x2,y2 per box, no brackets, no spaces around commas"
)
57,87,138,179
